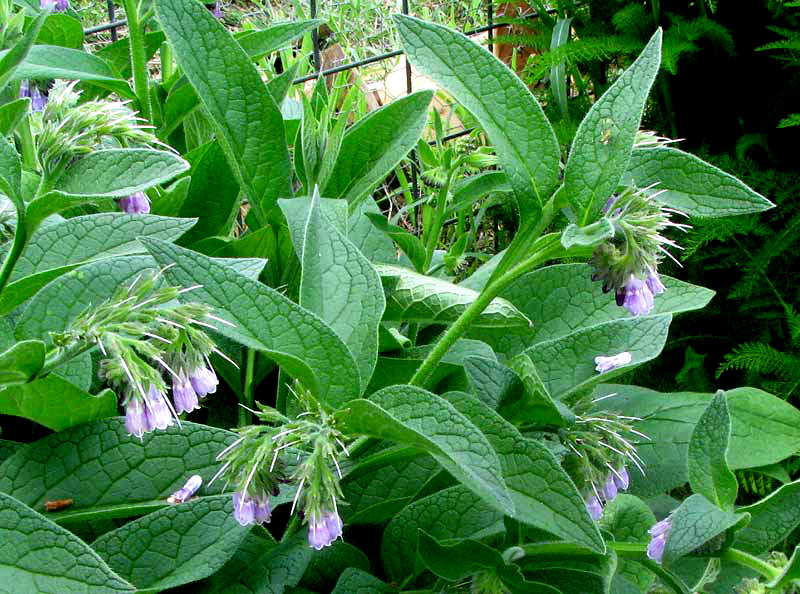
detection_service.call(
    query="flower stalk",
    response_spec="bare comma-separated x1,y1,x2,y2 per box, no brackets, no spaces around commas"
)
122,0,152,123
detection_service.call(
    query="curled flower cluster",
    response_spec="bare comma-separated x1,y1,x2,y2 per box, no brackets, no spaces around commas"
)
51,268,232,439
589,183,690,317
212,381,350,550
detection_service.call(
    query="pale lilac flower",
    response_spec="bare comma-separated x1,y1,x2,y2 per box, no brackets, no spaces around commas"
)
119,192,150,214
602,475,618,502
145,386,174,430
308,510,343,550
253,493,272,524
125,397,150,438
169,474,202,503
211,2,222,18
594,351,632,373
190,366,218,398
40,0,68,11
616,276,654,316
586,495,603,521
172,374,199,414
647,519,672,564
19,81,47,112
233,492,255,526
646,268,666,296
613,467,630,491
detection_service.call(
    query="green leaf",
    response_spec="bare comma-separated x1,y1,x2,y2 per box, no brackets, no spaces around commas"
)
142,238,361,407
36,14,84,48
322,90,433,208
336,384,514,517
599,495,657,592
550,18,572,119
564,29,662,223
341,449,440,524
688,391,737,511
596,385,800,496
0,375,116,430
53,149,189,199
734,479,800,553
331,568,393,594
381,485,505,582
95,31,165,80
663,494,748,563
393,15,560,220
447,171,512,216
463,356,523,410
0,439,23,463
155,0,291,220
7,44,131,97
236,20,323,60
0,213,195,314
561,218,614,249
0,339,44,387
365,212,427,272
300,191,385,391
300,542,369,592
506,352,572,426
0,98,31,136
0,135,22,204
55,349,92,391
623,147,774,217
0,492,135,594
92,495,249,592
444,392,605,552
0,12,46,94
0,419,236,523
377,264,531,328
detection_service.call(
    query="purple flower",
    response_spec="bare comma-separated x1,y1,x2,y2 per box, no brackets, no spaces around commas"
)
613,467,630,491
169,474,202,503
119,192,150,214
615,275,654,316
233,492,256,526
125,397,151,438
211,2,222,18
602,475,618,502
190,366,218,398
586,495,603,521
40,0,68,11
145,386,174,430
594,351,632,373
647,519,672,564
308,510,343,550
19,81,47,112
253,493,272,524
646,268,666,296
172,374,199,414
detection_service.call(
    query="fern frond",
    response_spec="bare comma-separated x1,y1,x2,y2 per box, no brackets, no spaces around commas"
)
736,470,776,498
522,35,642,83
681,216,769,259
611,4,650,39
779,114,800,128
716,342,800,379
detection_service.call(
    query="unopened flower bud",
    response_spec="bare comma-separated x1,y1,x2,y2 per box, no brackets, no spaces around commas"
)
168,474,202,503
119,192,151,214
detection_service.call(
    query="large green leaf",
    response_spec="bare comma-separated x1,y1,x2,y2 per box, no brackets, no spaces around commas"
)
0,419,236,522
142,238,361,407
300,542,370,591
734,479,800,554
300,192,385,391
0,492,135,594
0,98,31,136
336,384,514,517
596,385,800,496
517,550,616,594
36,14,84,48
564,29,662,223
155,0,291,221
235,20,323,60
381,485,505,582
623,147,774,217
663,494,748,563
473,263,713,359
0,13,46,94
445,392,605,552
0,376,116,430
393,15,560,220
322,91,432,207
331,568,393,594
0,339,44,387
92,495,249,592
687,391,737,511
377,264,531,328
7,44,131,97
599,495,657,593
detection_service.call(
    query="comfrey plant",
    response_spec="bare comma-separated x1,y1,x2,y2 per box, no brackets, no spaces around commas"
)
1,3,799,594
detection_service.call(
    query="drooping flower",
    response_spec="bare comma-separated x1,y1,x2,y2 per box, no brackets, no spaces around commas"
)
190,365,218,398
119,192,150,214
602,475,618,502
308,510,343,550
125,396,150,439
586,495,603,521
210,2,222,18
253,492,272,524
232,491,272,526
615,275,655,317
594,351,632,373
172,373,200,414
168,474,202,503
646,267,666,296
41,0,68,12
19,81,47,112
647,519,672,564
145,386,174,430
613,466,630,491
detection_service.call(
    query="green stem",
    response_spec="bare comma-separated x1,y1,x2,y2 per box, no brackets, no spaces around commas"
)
238,349,256,427
409,234,562,388
39,341,93,377
0,197,26,298
122,0,152,123
160,41,174,84
720,548,781,581
423,164,459,273
17,115,37,170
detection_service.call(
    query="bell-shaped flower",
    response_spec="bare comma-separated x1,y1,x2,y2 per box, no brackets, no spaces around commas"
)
145,386,174,430
646,519,672,564
594,351,632,373
119,192,151,214
125,397,151,438
585,495,603,521
172,374,199,414
190,365,218,398
616,276,655,317
308,510,343,550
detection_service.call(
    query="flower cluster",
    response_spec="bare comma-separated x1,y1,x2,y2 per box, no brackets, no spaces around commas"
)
646,518,672,564
212,381,350,550
51,268,231,439
589,183,690,317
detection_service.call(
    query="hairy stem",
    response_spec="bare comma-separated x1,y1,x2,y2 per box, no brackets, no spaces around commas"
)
238,348,256,427
122,0,152,123
0,197,26,297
